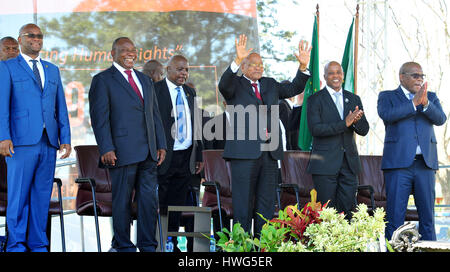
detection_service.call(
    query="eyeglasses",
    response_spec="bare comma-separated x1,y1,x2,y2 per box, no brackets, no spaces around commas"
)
248,63,264,68
403,73,426,80
21,33,44,39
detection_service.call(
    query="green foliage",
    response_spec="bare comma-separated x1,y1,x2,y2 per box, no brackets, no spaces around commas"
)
216,190,387,252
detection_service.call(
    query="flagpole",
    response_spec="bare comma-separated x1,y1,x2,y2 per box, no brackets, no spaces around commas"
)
316,4,320,46
354,4,359,94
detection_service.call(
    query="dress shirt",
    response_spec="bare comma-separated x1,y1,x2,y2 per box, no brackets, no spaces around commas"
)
21,53,45,89
325,85,344,118
165,78,192,150
400,85,426,155
113,62,143,98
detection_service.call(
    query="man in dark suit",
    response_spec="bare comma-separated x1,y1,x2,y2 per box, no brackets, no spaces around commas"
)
288,93,304,150
378,62,446,240
89,37,167,252
218,34,311,234
154,55,203,251
0,24,71,252
143,59,164,83
307,61,369,219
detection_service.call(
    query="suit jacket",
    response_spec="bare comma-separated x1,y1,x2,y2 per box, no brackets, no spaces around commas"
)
307,88,369,175
154,78,203,175
377,86,446,170
279,99,292,150
0,55,70,148
218,66,310,160
288,105,302,150
89,65,166,167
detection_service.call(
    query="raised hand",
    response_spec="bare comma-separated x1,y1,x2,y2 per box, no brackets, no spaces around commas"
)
294,40,312,71
234,34,253,65
420,82,428,106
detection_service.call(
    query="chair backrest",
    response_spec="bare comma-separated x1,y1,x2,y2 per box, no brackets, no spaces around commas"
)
202,150,232,197
358,155,386,201
281,151,315,196
74,145,112,215
280,151,315,208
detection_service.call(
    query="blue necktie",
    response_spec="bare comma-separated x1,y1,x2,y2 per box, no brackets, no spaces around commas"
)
176,86,187,143
30,59,43,90
408,92,414,100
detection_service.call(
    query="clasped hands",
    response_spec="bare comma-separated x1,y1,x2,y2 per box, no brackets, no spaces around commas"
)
412,82,429,107
234,34,312,71
345,106,364,127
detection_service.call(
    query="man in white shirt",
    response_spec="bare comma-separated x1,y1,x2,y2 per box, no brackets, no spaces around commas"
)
306,61,369,219
154,55,203,251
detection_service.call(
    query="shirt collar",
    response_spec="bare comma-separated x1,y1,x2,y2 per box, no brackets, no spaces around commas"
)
400,85,413,99
113,61,134,74
243,75,258,85
325,85,343,97
165,77,183,91
21,53,41,63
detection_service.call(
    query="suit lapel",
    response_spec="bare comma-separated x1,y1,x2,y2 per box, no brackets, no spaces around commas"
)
17,55,40,88
321,88,342,120
41,59,50,93
110,66,143,108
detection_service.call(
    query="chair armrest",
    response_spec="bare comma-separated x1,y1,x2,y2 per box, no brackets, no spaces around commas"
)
75,178,96,188
279,183,299,192
53,178,62,187
202,181,221,190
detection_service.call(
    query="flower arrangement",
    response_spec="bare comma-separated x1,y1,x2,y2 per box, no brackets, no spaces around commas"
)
216,189,387,252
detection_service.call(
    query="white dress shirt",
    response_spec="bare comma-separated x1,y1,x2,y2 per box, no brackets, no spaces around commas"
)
21,53,45,89
400,85,426,155
113,62,143,98
166,78,192,150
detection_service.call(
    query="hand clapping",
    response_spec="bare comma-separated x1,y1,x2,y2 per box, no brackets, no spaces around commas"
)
345,106,364,127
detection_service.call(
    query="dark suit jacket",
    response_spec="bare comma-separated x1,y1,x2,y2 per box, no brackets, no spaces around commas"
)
154,78,203,175
218,66,310,160
279,99,292,150
288,105,302,150
89,65,166,167
307,88,369,175
377,86,446,170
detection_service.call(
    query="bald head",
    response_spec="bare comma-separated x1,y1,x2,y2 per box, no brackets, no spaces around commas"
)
323,61,344,91
167,55,189,86
399,61,424,94
18,23,43,58
143,59,164,82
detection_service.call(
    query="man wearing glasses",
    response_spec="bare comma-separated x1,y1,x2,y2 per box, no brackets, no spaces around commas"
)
377,62,446,241
0,23,71,251
218,34,311,235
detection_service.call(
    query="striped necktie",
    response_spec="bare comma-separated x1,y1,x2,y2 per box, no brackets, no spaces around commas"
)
30,59,42,90
176,86,187,143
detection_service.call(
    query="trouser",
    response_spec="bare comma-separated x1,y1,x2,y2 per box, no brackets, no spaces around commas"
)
109,155,159,252
6,130,56,252
312,156,358,219
384,155,436,241
230,151,278,236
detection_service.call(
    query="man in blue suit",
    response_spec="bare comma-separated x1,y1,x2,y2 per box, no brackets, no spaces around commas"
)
378,62,446,240
89,37,167,252
0,23,71,252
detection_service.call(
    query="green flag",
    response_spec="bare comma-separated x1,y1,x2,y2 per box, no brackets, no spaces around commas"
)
298,16,320,151
341,18,355,93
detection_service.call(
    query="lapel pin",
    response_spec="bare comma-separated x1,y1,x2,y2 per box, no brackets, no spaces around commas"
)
345,98,349,103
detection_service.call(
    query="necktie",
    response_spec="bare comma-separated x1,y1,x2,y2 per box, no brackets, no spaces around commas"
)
176,86,187,143
124,70,143,103
251,83,262,101
408,92,414,100
30,59,42,90
333,92,343,119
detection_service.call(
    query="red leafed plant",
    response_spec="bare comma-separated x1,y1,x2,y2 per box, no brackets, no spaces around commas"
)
269,189,328,243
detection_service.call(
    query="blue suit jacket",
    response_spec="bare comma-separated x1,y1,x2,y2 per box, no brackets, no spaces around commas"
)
89,65,167,167
377,86,446,170
0,55,71,148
